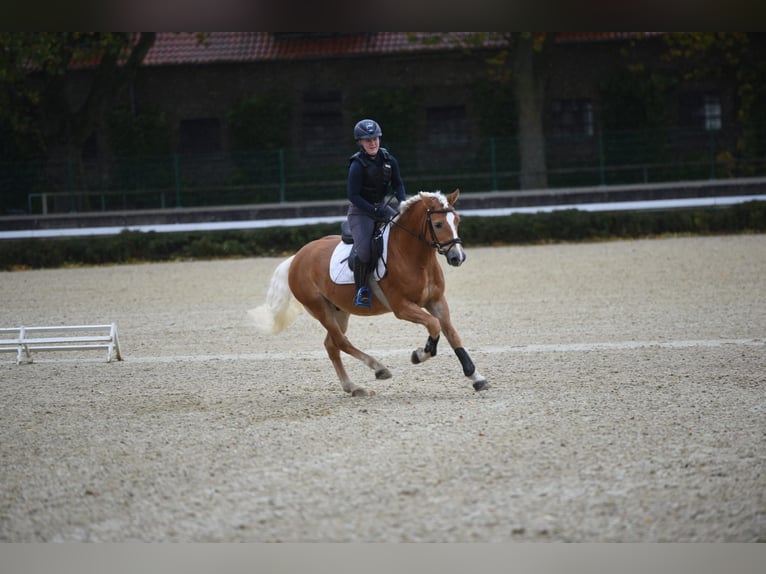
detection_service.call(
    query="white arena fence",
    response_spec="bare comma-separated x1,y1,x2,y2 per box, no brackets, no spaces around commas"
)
1,193,764,241
0,323,122,364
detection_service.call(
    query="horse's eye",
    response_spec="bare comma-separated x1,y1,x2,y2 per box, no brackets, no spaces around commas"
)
435,222,443,229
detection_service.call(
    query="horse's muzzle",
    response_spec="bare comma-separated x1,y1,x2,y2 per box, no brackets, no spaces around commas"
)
446,246,466,267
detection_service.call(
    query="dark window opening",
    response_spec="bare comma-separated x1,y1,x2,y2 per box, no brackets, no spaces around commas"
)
427,106,468,146
178,118,222,155
82,132,99,161
301,91,343,153
680,92,721,131
551,99,594,139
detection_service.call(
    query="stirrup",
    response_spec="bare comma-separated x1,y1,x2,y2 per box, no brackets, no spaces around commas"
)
354,286,372,307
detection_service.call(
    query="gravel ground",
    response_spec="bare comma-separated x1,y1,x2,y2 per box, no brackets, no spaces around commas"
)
0,234,764,542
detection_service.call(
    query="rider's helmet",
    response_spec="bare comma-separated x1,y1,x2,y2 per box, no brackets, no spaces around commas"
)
354,119,382,141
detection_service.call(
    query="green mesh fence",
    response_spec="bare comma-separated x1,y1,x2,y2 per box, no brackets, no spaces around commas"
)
3,127,765,215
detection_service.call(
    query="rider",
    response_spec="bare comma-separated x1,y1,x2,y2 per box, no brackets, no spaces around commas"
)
347,118,407,307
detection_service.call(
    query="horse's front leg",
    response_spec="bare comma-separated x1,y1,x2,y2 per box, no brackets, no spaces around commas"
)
410,334,440,364
389,300,442,365
391,297,489,391
426,297,490,392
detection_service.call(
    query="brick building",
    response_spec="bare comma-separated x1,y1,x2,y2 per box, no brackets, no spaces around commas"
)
12,32,762,213
113,32,739,162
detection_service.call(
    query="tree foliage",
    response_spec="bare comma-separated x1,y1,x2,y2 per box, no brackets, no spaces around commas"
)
471,81,512,133
599,70,673,132
642,33,766,163
0,32,157,160
225,94,292,151
350,87,420,144
107,105,171,158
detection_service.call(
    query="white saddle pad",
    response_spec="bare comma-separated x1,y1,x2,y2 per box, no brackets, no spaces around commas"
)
329,225,391,285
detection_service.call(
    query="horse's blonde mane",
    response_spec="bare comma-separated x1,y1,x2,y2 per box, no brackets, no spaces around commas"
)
399,191,449,214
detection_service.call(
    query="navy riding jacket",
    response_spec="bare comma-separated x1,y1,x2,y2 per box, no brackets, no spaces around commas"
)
347,147,406,216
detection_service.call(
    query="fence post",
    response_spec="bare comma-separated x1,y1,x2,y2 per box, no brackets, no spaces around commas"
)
173,154,181,207
598,129,605,186
490,138,498,191
278,148,286,203
709,130,716,180
67,158,76,212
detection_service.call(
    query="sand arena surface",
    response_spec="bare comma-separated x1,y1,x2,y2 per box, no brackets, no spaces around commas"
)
1,235,764,541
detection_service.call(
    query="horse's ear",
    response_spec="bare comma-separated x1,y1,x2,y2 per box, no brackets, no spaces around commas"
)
447,188,460,206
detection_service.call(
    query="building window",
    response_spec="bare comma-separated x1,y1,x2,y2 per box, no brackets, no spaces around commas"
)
427,106,468,145
551,99,593,138
178,118,222,155
302,111,343,151
82,132,99,162
301,91,343,153
680,92,721,131
702,94,722,131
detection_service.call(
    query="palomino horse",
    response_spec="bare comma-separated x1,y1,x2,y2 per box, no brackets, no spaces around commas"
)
249,189,489,396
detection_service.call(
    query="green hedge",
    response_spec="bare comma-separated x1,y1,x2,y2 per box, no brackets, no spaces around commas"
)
2,201,764,271
459,200,766,244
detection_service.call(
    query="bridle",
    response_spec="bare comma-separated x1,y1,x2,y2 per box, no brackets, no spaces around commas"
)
391,207,463,256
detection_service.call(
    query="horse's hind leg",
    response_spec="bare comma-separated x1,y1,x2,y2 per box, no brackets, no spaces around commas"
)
323,330,374,397
323,330,366,396
316,303,391,397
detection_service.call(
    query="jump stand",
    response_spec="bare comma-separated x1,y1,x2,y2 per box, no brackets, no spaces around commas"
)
0,323,122,364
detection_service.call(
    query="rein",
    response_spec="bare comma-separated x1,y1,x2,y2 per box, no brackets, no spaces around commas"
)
390,207,463,256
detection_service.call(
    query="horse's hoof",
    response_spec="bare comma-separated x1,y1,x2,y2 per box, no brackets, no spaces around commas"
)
351,388,375,397
473,380,490,392
375,368,392,380
411,350,422,364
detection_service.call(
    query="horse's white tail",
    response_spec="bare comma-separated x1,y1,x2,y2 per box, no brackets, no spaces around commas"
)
248,255,303,334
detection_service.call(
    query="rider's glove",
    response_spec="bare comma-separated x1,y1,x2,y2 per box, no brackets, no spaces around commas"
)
372,206,389,222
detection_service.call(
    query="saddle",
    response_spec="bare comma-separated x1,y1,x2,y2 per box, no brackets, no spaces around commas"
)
340,220,386,271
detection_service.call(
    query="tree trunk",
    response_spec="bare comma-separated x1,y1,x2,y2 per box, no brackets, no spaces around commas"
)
513,34,553,190
41,33,157,212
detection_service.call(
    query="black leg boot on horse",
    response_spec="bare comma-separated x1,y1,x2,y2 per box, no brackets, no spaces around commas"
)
353,258,373,307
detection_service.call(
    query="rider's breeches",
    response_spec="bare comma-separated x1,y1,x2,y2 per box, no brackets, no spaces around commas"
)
347,203,395,263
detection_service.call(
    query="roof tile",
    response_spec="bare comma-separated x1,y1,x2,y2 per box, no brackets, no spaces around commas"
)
140,32,658,66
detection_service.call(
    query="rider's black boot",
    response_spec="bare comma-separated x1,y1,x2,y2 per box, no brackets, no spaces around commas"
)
353,259,372,307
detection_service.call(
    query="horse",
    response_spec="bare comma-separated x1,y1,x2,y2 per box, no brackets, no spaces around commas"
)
249,188,489,397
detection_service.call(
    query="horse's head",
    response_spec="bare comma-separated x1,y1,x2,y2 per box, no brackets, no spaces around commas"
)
398,188,466,266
